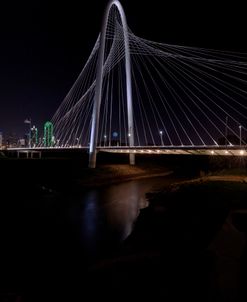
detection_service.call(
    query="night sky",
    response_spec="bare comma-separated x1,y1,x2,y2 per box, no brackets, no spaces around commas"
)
0,0,246,138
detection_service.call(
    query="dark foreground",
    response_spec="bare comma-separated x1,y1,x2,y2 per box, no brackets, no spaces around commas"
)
0,152,247,301
91,179,247,302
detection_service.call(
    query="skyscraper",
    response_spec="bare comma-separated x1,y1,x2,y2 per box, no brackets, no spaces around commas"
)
30,126,38,147
44,121,54,147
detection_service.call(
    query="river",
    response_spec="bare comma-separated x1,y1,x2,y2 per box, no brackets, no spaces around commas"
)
2,173,247,301
1,175,175,298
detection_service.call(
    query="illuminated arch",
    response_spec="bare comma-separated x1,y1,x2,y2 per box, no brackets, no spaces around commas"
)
89,0,134,168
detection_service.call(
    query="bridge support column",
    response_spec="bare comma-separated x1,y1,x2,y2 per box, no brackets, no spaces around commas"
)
89,0,135,168
88,151,97,169
129,153,135,165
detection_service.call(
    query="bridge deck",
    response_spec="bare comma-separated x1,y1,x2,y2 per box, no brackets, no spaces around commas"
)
100,146,247,156
6,146,247,156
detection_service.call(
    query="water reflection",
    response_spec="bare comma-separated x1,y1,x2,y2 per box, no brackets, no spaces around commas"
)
1,176,169,271
76,178,163,255
101,181,149,240
80,191,99,252
0,175,173,299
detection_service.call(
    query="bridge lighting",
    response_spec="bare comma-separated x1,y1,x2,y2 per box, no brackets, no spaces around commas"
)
104,134,107,147
134,150,136,153
128,133,131,137
225,150,229,154
141,150,144,153
240,150,244,155
210,150,215,154
159,130,164,146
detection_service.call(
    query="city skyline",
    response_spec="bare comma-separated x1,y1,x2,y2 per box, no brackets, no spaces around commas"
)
0,0,247,137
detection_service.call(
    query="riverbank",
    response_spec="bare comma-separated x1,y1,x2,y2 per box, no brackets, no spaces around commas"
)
74,164,174,188
87,174,247,301
1,152,246,192
1,154,247,301
0,156,175,194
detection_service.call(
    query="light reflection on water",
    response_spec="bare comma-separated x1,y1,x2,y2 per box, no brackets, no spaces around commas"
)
0,175,173,295
77,178,164,254
3,177,170,264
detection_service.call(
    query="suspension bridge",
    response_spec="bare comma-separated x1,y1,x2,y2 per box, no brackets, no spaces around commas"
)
10,0,247,165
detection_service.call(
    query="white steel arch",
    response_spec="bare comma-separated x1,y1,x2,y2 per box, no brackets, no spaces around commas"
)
89,0,134,168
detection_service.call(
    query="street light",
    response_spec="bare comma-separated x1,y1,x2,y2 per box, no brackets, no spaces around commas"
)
127,133,131,148
239,125,242,147
159,130,164,146
104,135,107,147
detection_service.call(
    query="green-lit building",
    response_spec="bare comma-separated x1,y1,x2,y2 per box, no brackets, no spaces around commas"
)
44,121,54,147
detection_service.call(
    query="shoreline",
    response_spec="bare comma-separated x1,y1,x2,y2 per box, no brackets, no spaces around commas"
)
74,164,175,188
50,168,247,193
76,170,175,188
89,172,247,301
166,174,247,193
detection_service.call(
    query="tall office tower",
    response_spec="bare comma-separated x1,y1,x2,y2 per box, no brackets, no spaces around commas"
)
30,126,38,147
44,121,54,147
